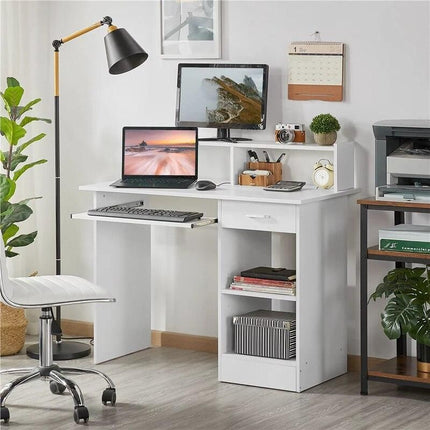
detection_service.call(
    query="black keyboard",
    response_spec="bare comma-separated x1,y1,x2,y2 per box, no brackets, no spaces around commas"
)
88,202,203,223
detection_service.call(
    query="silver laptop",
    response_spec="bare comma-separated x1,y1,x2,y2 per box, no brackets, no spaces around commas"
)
111,126,198,188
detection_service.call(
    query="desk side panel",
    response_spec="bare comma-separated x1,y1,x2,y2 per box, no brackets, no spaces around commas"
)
93,194,151,363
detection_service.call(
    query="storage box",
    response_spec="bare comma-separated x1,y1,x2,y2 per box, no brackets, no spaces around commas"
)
379,224,430,254
233,310,296,359
238,162,282,187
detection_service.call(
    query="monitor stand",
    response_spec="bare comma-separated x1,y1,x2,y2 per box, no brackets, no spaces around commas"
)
199,128,252,143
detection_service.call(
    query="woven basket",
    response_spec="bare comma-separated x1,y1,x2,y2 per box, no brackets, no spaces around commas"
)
0,302,28,356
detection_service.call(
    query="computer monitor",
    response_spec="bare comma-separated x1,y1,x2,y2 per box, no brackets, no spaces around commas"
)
175,63,269,143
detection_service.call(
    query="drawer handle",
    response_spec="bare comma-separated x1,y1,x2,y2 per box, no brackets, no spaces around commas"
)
246,214,271,219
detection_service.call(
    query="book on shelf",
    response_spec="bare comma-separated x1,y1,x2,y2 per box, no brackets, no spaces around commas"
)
233,275,295,287
240,266,296,281
230,282,296,296
379,224,430,254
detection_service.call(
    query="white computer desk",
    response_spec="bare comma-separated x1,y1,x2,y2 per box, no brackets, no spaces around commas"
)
74,182,357,392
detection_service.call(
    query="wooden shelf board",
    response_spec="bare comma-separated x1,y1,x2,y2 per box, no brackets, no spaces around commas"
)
367,246,430,263
368,356,430,384
358,197,430,210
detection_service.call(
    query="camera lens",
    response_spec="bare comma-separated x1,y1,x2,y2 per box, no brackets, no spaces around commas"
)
277,129,295,143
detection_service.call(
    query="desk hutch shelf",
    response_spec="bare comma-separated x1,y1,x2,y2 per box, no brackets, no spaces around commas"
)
358,197,430,394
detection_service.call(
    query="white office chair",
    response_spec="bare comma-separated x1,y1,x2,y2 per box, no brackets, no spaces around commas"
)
0,240,116,424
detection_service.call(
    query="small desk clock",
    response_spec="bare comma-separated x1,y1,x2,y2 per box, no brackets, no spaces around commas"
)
312,159,334,189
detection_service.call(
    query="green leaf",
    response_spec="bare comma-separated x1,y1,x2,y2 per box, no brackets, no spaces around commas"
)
17,196,42,206
7,231,37,247
0,116,26,145
3,86,24,108
0,150,5,164
381,294,421,340
12,159,47,181
0,175,15,202
0,92,12,115
0,200,11,215
7,77,20,87
5,250,19,258
16,98,41,119
10,154,28,171
19,116,51,127
0,203,32,227
3,224,18,243
409,317,430,346
15,133,46,154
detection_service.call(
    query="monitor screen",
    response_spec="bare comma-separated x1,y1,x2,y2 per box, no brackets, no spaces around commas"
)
176,63,269,141
123,127,197,176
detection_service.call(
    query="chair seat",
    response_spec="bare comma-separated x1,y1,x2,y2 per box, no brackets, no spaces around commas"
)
8,275,115,307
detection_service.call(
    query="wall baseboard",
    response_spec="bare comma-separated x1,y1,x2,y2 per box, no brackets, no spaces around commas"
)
62,320,379,371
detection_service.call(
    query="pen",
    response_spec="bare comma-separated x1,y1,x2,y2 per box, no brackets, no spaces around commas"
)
247,150,257,163
276,153,286,163
263,150,270,162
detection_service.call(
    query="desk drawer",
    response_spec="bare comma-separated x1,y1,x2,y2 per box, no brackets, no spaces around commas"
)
221,201,296,233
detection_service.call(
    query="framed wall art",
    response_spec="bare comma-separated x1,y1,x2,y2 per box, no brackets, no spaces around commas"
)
160,0,221,59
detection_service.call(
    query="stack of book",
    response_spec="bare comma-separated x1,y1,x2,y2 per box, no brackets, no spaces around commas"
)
379,224,430,254
229,266,296,296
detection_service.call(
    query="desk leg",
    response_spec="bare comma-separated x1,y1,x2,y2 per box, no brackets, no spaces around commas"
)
92,204,152,364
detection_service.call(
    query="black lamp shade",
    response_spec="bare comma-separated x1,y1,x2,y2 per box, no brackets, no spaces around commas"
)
104,28,148,75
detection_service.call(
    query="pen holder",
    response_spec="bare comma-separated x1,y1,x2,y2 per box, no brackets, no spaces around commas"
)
239,162,282,187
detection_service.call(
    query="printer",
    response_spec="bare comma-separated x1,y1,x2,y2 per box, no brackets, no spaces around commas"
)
373,120,430,201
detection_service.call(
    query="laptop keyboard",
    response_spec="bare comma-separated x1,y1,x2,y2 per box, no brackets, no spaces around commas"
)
88,203,203,223
120,177,194,188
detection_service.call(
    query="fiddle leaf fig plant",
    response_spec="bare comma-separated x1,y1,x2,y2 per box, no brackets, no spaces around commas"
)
369,266,430,346
0,77,50,257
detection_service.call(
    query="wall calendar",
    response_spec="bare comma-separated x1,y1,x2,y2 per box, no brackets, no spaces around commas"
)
288,41,344,102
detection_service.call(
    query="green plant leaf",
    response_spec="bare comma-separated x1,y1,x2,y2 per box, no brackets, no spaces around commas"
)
381,294,421,339
0,175,15,201
3,86,24,108
16,97,41,119
0,203,32,227
7,77,20,87
13,159,47,181
10,154,28,171
409,317,430,346
7,231,37,247
0,116,26,145
3,224,18,243
5,250,19,258
0,92,12,115
0,200,11,214
0,150,5,164
17,196,42,206
15,133,46,154
19,116,51,127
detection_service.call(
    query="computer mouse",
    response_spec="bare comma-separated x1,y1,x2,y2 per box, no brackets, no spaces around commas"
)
195,180,217,191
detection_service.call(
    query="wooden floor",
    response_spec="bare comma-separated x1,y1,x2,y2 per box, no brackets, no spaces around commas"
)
1,339,429,429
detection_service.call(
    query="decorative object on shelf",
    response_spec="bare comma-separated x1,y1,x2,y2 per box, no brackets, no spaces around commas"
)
309,113,340,146
160,0,221,59
288,41,344,101
312,159,334,189
275,123,305,144
24,16,148,362
0,77,51,355
239,161,282,187
369,266,430,372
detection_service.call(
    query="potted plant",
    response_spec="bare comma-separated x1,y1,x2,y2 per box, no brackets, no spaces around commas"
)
309,113,341,146
0,77,50,355
369,266,430,372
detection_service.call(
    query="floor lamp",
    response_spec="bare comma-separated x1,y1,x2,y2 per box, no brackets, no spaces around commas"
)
26,16,148,360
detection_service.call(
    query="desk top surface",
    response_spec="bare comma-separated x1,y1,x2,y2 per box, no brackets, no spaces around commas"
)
80,182,358,205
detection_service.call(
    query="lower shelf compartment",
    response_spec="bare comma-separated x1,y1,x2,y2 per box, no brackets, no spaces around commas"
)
220,353,297,392
368,356,430,386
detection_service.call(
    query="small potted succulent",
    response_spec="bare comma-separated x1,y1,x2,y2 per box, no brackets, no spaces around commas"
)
369,266,430,373
309,113,340,146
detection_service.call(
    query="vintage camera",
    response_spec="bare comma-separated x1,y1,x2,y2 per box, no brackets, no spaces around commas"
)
275,123,306,144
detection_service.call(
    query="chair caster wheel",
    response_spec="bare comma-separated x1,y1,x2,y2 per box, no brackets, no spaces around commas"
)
1,406,10,423
73,406,89,424
102,387,116,406
50,381,66,394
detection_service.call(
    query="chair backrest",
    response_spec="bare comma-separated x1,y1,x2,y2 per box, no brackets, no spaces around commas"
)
0,239,16,306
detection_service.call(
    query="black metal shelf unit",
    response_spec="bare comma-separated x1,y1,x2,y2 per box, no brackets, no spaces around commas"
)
358,197,430,395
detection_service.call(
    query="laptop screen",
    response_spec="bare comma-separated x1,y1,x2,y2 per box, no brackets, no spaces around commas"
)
122,127,198,178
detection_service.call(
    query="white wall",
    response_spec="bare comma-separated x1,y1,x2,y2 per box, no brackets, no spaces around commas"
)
2,1,429,358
